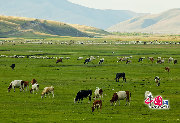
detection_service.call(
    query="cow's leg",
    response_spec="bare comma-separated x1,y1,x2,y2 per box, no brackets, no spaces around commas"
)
33,90,34,94
13,86,15,92
123,77,126,82
119,100,120,106
52,91,54,98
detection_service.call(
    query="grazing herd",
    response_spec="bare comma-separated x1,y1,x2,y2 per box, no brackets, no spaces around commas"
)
6,55,178,112
8,79,54,99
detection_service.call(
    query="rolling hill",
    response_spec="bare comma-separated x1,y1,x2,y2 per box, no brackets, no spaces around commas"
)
0,0,143,29
107,8,180,34
0,15,110,38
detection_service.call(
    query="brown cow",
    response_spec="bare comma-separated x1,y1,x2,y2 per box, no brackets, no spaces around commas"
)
110,91,131,106
92,100,102,112
149,57,154,63
22,81,29,91
165,67,170,72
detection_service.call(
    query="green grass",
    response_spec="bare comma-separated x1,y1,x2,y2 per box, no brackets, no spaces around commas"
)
0,43,179,122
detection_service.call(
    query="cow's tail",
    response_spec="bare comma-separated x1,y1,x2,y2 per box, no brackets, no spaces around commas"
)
130,92,131,101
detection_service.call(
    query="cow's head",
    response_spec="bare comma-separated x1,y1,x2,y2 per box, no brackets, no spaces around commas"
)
110,93,118,105
8,84,12,92
74,98,78,103
31,79,37,85
99,89,103,95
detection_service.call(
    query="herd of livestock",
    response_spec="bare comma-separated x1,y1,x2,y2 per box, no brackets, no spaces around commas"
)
5,53,178,112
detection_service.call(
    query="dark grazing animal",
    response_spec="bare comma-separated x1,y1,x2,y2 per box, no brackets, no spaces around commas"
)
174,60,177,64
126,60,131,64
115,73,126,82
74,90,92,103
84,58,91,64
138,58,144,62
56,58,62,64
10,64,15,70
92,100,102,112
165,67,170,72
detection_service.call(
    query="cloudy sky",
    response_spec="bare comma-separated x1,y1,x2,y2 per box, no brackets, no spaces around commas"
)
68,0,180,13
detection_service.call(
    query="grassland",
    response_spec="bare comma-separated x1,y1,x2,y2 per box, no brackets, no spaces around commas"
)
0,42,179,122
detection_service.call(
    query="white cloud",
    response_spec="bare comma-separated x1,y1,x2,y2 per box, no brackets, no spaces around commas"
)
68,0,180,13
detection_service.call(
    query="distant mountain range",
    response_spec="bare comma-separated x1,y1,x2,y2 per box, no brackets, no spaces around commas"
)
107,8,180,34
0,15,110,38
0,0,143,29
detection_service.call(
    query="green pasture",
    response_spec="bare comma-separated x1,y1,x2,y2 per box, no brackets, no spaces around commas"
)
0,43,179,122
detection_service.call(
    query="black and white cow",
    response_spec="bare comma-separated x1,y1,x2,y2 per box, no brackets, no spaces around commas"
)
138,57,144,62
99,58,104,64
74,90,92,103
115,73,126,82
8,80,24,92
154,76,160,86
84,58,91,64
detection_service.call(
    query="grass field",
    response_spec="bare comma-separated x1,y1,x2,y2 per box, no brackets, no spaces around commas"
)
0,42,179,122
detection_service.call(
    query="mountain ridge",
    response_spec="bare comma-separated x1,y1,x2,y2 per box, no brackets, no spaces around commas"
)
0,0,143,29
0,15,110,38
107,8,180,34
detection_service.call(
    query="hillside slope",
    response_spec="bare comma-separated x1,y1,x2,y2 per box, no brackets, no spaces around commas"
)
107,8,180,34
0,0,143,29
0,15,110,38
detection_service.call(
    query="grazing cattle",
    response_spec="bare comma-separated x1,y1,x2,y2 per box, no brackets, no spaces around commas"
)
74,90,92,103
30,83,39,94
154,76,160,86
126,60,131,64
8,80,24,92
165,67,170,72
149,57,154,63
110,91,131,106
99,58,104,64
41,86,54,98
138,57,144,62
115,73,126,82
117,57,127,62
94,87,103,100
174,59,177,64
31,79,37,85
10,64,15,70
92,100,102,112
77,57,83,60
22,81,29,91
144,91,152,100
168,57,173,63
56,58,62,64
84,57,95,64
157,59,164,64
84,58,90,64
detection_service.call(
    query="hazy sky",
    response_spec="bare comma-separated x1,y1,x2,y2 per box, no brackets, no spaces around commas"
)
68,0,180,13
